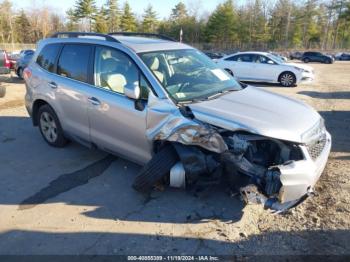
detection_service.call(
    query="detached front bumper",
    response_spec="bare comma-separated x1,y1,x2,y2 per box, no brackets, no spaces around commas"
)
278,131,331,204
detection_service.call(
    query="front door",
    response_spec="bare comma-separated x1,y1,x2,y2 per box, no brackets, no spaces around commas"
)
88,46,152,164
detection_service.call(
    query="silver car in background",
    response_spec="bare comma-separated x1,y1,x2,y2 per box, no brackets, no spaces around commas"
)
24,32,331,212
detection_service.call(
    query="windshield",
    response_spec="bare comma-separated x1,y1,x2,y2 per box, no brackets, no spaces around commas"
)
267,54,284,64
139,49,242,103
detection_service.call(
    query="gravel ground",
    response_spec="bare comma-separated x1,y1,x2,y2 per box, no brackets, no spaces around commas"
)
0,62,349,256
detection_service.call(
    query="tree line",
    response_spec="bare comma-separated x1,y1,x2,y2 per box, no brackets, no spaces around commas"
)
1,0,350,51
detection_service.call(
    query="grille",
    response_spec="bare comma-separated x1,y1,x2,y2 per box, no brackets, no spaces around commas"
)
306,135,327,161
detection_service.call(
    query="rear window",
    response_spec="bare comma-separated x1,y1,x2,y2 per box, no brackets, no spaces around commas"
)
36,44,61,72
57,44,92,83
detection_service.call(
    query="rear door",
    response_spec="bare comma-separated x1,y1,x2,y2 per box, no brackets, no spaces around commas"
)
222,54,254,80
87,46,152,164
52,43,93,144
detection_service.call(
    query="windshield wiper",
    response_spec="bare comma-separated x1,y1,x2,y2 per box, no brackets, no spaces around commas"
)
177,88,238,105
205,88,237,100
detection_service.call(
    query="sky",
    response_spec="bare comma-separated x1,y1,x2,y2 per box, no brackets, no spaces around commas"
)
10,0,230,19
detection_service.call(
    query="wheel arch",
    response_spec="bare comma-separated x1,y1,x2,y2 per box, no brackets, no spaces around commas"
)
278,70,296,82
32,99,49,126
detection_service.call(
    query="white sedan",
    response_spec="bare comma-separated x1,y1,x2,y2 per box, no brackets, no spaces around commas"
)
216,51,314,87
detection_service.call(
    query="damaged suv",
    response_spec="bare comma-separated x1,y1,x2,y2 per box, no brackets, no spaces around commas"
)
24,32,331,212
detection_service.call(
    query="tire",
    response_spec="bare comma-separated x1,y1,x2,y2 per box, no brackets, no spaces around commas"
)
133,145,179,193
0,85,6,98
37,104,68,147
279,72,296,87
17,67,23,79
303,58,310,63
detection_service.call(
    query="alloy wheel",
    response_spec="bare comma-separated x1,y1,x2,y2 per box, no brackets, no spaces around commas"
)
40,112,58,143
280,73,294,87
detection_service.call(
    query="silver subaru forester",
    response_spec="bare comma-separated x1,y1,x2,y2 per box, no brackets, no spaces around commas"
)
24,32,331,212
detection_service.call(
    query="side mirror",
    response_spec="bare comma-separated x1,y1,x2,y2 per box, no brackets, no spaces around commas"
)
124,81,141,100
267,60,274,65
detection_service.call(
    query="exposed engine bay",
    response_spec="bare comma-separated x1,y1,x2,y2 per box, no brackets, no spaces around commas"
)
134,92,331,213
169,131,305,212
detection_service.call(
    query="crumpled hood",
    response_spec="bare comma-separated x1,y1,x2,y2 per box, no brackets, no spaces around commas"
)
188,86,321,143
286,62,314,72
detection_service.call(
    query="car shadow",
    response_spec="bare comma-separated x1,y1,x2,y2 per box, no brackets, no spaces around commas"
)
298,91,350,99
243,81,283,88
0,115,244,225
0,228,348,255
319,111,350,153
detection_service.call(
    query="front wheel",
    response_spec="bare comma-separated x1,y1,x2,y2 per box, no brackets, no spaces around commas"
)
133,145,179,193
303,58,310,63
279,72,296,87
38,104,68,147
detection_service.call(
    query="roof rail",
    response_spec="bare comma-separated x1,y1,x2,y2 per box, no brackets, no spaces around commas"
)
108,32,176,42
50,32,121,43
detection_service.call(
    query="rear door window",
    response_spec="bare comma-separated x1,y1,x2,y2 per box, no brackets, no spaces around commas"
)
236,54,254,62
36,44,62,72
57,44,92,83
225,55,239,61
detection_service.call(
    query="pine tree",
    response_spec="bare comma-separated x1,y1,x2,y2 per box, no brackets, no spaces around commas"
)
120,1,137,32
74,0,97,31
205,0,238,47
66,8,78,31
106,0,120,32
94,6,108,33
14,10,32,43
170,2,188,22
142,4,158,33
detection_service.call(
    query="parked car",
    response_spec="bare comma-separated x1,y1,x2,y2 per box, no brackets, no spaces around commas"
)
336,53,350,61
15,50,34,78
0,50,10,97
204,51,226,60
289,51,303,60
24,32,331,212
0,50,11,74
216,51,314,87
301,51,334,63
270,52,288,62
8,52,20,70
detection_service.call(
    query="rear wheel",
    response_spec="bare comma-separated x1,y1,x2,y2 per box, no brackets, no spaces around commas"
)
133,145,179,193
38,104,68,147
17,67,23,79
279,72,296,87
303,58,310,63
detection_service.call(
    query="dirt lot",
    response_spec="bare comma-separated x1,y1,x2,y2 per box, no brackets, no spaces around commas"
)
0,62,349,256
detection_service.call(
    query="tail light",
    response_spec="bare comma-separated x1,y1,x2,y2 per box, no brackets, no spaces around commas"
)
23,67,32,80
4,52,10,69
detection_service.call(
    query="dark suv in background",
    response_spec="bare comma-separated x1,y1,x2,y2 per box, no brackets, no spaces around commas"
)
302,52,334,64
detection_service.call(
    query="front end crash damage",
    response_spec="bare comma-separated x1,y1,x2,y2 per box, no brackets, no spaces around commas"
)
141,93,331,212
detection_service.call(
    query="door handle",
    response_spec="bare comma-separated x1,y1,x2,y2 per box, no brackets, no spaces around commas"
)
48,82,57,89
88,97,101,106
